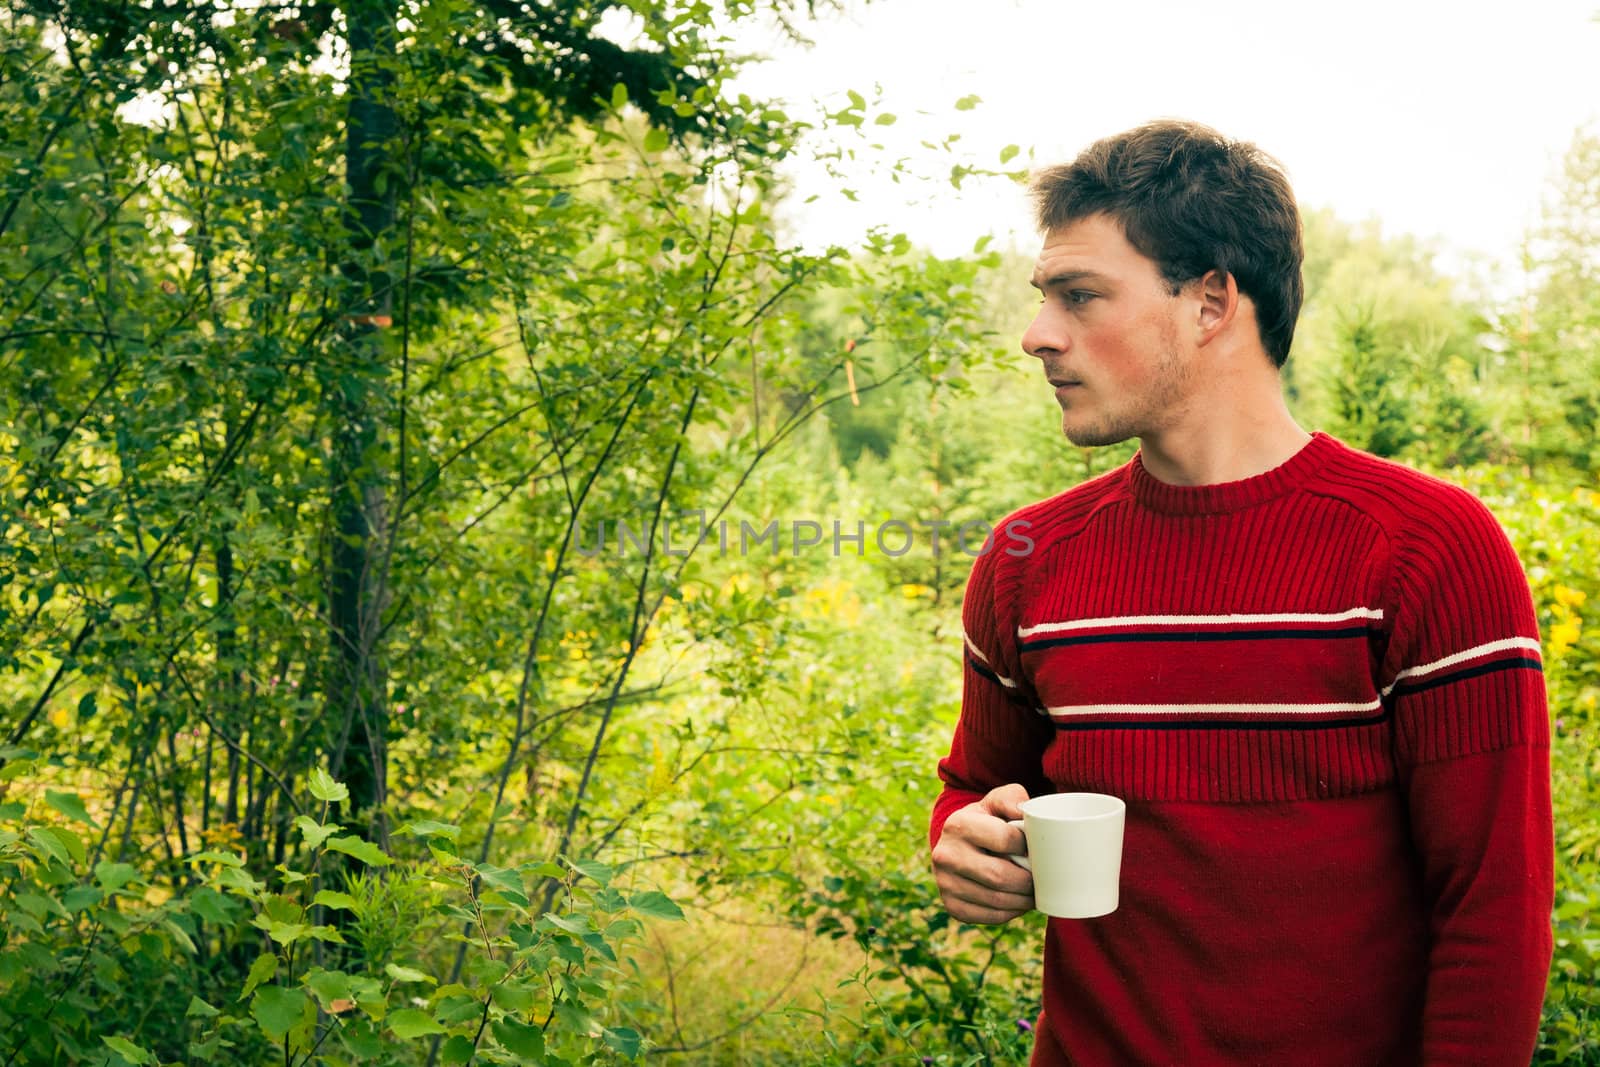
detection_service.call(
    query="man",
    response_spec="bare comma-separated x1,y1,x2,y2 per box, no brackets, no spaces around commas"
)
930,120,1553,1066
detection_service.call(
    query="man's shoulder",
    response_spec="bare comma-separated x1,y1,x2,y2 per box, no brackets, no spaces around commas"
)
1311,437,1513,555
966,462,1133,597
993,460,1134,540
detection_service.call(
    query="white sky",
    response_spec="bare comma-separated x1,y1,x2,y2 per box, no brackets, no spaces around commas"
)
728,0,1600,273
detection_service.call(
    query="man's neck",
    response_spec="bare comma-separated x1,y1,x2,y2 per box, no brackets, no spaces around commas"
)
1137,387,1310,487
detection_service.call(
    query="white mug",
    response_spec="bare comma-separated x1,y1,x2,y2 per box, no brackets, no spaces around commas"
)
1007,792,1126,918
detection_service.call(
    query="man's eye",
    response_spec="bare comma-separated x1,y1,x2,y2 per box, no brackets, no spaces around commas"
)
1067,291,1095,305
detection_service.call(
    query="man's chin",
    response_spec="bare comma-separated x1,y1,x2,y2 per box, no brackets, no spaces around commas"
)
1062,418,1134,449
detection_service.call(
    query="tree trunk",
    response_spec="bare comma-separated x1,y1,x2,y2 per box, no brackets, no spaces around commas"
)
326,0,398,835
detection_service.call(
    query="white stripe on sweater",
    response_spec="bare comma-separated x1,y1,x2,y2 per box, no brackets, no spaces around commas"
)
1046,698,1383,718
1018,607,1384,639
1381,636,1543,696
963,631,1017,687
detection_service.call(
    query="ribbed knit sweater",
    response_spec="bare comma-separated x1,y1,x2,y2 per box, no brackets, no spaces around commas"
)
931,432,1553,1066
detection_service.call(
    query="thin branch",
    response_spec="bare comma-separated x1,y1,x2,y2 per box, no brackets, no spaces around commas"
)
541,381,700,910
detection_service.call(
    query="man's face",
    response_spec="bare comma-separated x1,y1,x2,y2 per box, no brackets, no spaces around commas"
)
1022,214,1197,447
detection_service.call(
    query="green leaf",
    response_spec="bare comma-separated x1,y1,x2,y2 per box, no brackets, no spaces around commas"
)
15,892,65,921
1000,143,1020,164
28,826,83,866
101,1036,153,1064
387,1007,445,1039
45,790,99,828
62,885,101,912
489,982,534,1013
186,995,220,1018
252,985,307,1041
604,1026,643,1059
643,128,669,153
384,962,435,984
846,89,865,111
162,917,197,953
187,849,244,867
325,835,391,866
189,887,234,924
610,82,627,110
305,968,352,1006
439,1035,476,1064
94,861,139,891
240,953,278,999
874,113,897,126
630,890,685,921
476,864,527,902
307,767,348,804
427,842,464,866
313,889,360,911
571,858,612,884
0,801,23,820
217,865,265,894
492,1018,545,1058
544,911,589,935
399,819,459,840
50,828,86,864
554,999,596,1037
294,814,339,849
955,93,982,110
257,917,311,945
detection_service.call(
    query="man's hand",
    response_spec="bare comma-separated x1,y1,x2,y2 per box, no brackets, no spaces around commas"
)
931,783,1035,924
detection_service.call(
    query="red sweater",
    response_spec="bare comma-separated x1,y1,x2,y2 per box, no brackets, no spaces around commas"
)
932,433,1553,1066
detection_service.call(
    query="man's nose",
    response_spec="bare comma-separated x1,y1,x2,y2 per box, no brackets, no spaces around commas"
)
1021,308,1065,360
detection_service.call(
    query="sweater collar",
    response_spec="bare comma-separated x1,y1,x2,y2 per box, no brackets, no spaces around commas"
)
1126,431,1340,516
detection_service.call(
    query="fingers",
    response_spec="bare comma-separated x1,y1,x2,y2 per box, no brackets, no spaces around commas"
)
943,801,1027,859
980,782,1031,821
931,791,1038,925
943,897,1032,925
934,862,1035,923
932,837,1035,898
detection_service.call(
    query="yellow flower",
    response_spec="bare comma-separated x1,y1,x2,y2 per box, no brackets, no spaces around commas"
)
201,822,245,850
1547,614,1581,658
801,578,862,625
1552,584,1588,609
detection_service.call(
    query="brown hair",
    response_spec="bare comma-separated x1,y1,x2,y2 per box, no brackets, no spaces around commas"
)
1031,120,1304,367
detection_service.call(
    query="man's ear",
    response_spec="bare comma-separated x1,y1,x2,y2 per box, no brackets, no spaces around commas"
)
1194,269,1239,344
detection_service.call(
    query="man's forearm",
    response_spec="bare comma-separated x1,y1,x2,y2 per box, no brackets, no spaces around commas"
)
1407,744,1554,1064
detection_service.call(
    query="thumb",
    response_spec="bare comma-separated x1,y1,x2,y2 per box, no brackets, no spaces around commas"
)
982,782,1030,821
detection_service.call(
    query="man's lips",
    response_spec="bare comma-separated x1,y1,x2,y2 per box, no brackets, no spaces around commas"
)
1048,378,1082,388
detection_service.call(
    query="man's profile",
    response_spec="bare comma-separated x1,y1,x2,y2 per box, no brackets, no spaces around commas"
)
930,120,1554,1065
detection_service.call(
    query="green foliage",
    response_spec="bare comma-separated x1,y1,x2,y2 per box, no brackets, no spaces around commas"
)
1462,471,1600,1064
1,765,685,1064
1289,211,1494,467
0,1,1007,1062
794,859,1041,1065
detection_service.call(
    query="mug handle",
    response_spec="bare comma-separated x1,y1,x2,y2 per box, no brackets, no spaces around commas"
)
1004,818,1031,871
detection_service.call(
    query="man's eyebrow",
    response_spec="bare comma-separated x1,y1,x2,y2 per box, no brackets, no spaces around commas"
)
1029,269,1109,291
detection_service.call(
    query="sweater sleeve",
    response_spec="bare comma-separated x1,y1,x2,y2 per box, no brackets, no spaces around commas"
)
1382,488,1554,1066
930,533,1054,851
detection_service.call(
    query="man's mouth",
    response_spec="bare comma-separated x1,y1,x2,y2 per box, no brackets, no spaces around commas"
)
1049,378,1082,389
